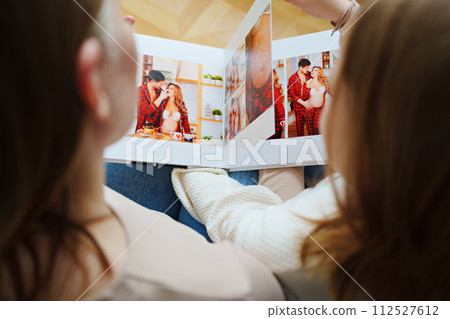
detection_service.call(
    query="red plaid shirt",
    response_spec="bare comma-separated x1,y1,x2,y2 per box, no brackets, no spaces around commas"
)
246,76,273,124
136,84,162,131
269,85,285,139
288,71,311,110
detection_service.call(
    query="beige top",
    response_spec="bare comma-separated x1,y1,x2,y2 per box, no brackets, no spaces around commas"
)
92,187,284,301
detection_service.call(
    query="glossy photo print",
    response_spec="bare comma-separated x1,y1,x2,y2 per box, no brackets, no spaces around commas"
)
286,50,340,137
225,42,245,104
132,55,224,144
224,86,245,142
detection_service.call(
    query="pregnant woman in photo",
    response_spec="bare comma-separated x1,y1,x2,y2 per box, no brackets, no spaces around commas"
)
299,66,329,135
159,83,191,134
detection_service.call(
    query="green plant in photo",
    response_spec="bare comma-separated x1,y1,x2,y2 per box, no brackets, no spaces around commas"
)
213,76,223,81
203,74,213,79
202,136,213,141
212,109,222,116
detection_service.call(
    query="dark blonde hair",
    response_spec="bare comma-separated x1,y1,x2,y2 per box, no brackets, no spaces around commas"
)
273,69,282,89
273,69,284,101
312,66,329,92
301,0,450,300
168,83,188,118
0,0,109,300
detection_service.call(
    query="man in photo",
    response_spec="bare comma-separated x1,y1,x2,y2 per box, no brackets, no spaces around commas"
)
135,70,167,132
288,59,311,136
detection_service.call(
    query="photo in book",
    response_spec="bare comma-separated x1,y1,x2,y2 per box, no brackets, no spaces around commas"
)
223,3,274,143
286,49,340,138
133,54,224,144
225,42,245,104
224,86,245,143
104,0,337,169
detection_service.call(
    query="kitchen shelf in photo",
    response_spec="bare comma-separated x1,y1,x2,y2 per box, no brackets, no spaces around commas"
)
175,78,198,84
201,83,223,88
201,118,222,123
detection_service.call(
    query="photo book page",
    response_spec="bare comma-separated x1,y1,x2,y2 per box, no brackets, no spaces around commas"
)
104,0,340,171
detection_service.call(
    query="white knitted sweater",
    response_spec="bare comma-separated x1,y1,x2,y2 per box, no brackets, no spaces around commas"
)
172,168,343,275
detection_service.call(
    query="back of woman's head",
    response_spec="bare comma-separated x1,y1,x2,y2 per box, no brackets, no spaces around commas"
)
0,0,104,299
303,0,450,300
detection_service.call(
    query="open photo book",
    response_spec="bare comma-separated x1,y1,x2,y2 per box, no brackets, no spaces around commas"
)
104,0,341,171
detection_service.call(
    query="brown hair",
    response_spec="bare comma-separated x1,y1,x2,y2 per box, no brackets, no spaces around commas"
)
301,0,450,300
0,0,110,299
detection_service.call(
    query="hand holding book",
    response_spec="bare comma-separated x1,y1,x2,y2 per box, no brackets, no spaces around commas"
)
283,0,352,25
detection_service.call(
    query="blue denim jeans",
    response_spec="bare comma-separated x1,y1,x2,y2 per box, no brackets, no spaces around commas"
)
105,163,182,220
105,163,325,242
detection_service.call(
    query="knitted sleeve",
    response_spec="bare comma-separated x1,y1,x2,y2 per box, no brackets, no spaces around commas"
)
171,168,327,273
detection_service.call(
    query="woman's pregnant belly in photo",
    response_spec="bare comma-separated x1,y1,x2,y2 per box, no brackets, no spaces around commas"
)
160,119,179,133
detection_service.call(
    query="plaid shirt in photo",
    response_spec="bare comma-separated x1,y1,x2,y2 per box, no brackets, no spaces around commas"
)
288,71,311,110
135,84,162,131
246,77,273,124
